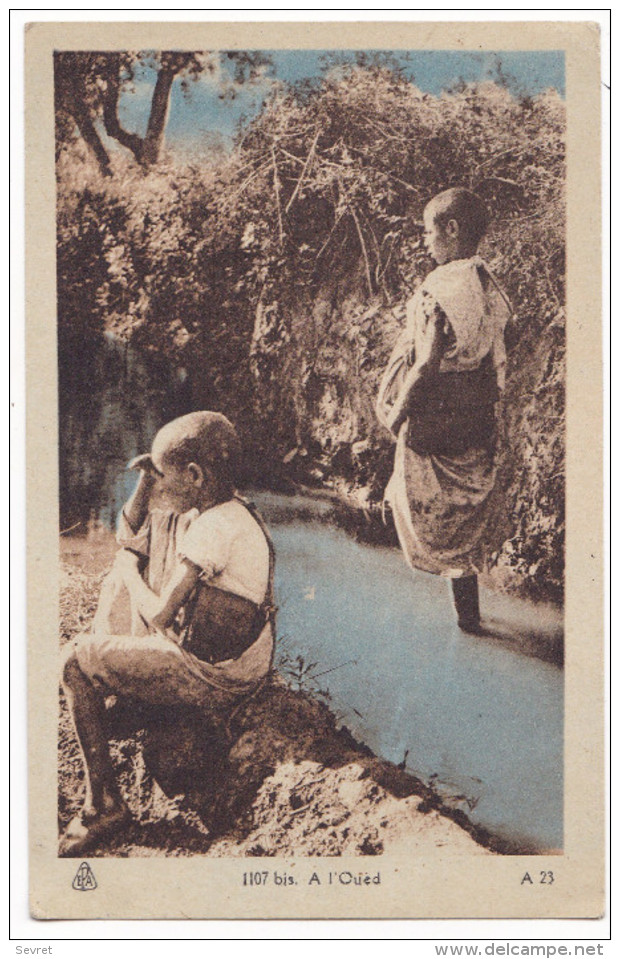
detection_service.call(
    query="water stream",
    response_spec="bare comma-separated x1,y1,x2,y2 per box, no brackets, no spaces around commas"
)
256,492,563,853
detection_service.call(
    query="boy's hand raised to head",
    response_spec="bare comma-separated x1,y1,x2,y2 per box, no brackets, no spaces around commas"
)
123,453,161,533
127,453,162,477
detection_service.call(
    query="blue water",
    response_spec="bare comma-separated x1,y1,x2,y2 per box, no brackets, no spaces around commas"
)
255,494,563,853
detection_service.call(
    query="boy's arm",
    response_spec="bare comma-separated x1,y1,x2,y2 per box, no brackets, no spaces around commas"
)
116,553,201,634
123,454,160,534
151,561,202,633
385,311,444,435
375,333,412,431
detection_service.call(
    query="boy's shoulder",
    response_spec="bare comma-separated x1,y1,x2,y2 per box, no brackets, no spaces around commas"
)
420,259,495,323
422,258,477,295
189,498,251,535
407,260,469,307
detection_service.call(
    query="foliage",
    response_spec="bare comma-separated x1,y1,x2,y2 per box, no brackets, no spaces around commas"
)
57,62,566,601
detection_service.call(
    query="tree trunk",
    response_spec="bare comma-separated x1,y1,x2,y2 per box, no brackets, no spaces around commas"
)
102,60,145,164
64,86,112,178
141,67,176,166
103,61,179,168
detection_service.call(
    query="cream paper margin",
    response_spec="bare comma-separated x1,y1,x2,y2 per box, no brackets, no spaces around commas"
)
25,19,603,920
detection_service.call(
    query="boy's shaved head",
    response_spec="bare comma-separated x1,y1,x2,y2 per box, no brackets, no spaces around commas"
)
152,411,241,487
427,187,489,247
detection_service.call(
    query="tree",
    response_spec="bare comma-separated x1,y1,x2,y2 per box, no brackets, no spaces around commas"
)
55,50,272,175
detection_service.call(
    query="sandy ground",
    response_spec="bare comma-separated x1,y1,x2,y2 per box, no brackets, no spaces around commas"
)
59,561,497,858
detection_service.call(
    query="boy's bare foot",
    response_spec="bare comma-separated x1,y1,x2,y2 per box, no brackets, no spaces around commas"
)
59,802,131,857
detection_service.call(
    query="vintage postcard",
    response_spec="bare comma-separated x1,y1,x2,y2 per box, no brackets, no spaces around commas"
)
25,19,603,920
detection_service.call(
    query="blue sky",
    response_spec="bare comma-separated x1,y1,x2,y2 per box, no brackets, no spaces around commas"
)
118,49,565,151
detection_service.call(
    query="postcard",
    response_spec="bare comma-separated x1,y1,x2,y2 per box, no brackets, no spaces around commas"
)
24,19,603,919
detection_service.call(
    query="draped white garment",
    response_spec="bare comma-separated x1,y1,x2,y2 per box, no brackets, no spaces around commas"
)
378,258,511,577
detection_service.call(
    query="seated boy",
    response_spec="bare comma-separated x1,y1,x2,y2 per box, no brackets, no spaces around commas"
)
59,411,275,857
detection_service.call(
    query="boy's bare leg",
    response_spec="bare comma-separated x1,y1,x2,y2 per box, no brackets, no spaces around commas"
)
451,574,484,634
60,651,130,854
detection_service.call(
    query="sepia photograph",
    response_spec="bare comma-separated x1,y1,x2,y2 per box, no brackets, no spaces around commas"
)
24,19,603,920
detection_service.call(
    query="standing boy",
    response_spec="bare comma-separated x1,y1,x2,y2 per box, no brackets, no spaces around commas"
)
376,188,511,632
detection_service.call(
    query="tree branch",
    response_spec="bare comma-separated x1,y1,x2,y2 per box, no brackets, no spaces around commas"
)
314,207,348,261
476,146,522,171
271,146,284,248
349,205,374,296
102,58,145,163
226,159,272,204
285,129,320,215
142,66,176,165
54,54,112,177
477,175,521,189
363,115,410,143
65,87,112,176
277,146,305,165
